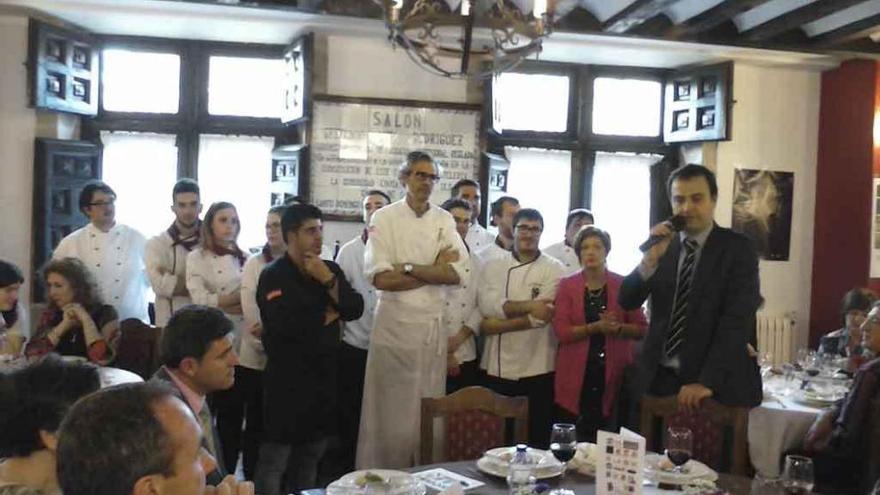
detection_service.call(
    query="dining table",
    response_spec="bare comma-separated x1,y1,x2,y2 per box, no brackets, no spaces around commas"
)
407,459,775,494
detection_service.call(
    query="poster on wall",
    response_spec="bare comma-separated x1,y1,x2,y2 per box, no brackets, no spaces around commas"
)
731,169,794,261
871,178,880,277
310,98,481,219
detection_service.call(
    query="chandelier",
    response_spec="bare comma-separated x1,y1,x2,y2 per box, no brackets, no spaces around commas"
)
375,0,554,79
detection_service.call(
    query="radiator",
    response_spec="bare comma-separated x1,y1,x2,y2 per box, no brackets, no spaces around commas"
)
756,313,795,365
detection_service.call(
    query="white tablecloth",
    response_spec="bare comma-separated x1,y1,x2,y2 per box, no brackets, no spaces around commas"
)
748,376,824,478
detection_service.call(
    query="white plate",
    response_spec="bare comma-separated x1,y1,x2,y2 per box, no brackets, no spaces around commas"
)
476,446,564,480
327,469,426,495
793,390,843,407
643,453,718,485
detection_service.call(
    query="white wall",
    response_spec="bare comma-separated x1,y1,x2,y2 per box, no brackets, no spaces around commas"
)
715,63,821,350
0,14,36,306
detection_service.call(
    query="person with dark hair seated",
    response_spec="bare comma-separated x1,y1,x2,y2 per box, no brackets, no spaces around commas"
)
0,259,27,358
803,300,880,493
0,354,101,494
151,304,239,483
818,287,876,358
25,258,119,365
56,381,253,495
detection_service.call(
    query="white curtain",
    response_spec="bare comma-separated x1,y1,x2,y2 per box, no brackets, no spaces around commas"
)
505,146,572,249
197,134,274,250
101,131,178,238
591,152,658,275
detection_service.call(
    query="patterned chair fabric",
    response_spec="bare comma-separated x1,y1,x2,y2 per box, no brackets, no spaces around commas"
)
444,409,506,461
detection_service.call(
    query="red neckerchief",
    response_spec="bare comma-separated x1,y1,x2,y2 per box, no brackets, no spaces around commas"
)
261,244,275,263
361,228,368,244
210,243,247,266
167,220,201,251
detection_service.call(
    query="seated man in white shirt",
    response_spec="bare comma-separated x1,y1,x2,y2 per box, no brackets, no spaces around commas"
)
479,208,564,448
145,178,203,327
440,198,482,393
335,189,390,472
450,179,494,253
475,195,519,265
544,208,594,276
53,181,149,322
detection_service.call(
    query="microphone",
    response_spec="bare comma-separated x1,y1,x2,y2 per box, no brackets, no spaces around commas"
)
638,215,686,252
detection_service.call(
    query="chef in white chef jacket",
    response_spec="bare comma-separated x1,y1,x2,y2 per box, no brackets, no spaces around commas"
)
543,208,594,276
356,152,470,470
449,178,494,253
53,182,149,323
144,178,202,327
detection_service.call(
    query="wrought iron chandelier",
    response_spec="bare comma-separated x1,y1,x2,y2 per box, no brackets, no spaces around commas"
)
375,0,554,79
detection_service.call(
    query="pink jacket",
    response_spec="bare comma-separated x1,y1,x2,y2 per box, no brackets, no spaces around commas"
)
552,270,647,417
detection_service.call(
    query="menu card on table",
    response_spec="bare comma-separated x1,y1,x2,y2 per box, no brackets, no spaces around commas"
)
596,428,646,495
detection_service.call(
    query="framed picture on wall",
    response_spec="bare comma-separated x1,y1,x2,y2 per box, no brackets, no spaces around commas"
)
308,96,481,220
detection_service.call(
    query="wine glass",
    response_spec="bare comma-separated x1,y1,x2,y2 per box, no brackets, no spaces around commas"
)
665,426,693,474
548,423,577,495
782,455,814,494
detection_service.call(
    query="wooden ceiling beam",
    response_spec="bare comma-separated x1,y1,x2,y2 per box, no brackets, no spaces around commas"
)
742,0,867,41
602,0,682,34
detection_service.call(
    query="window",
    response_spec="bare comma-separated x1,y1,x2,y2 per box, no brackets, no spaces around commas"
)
590,152,657,274
197,134,275,250
495,72,570,133
505,147,572,249
592,77,662,137
208,56,285,118
100,131,178,237
102,49,181,113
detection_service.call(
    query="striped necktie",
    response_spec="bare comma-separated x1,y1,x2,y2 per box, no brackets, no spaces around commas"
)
197,404,218,461
665,238,698,357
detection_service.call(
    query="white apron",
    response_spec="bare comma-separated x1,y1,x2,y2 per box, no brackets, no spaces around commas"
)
355,298,446,469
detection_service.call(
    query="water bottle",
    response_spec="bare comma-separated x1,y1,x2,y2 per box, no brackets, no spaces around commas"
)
506,444,535,495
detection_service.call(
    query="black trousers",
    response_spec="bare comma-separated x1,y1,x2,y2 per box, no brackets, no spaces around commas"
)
336,342,368,472
212,365,264,479
446,359,481,394
483,372,555,449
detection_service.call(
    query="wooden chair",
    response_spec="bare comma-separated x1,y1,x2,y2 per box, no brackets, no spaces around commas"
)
114,318,162,379
420,386,528,464
639,395,750,476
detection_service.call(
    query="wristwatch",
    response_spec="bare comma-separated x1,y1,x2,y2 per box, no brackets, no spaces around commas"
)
403,263,414,275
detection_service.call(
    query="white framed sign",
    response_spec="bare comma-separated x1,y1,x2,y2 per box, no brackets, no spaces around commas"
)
309,97,481,219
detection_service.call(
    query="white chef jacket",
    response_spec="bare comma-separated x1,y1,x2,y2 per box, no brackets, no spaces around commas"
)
185,248,250,366
466,223,495,255
144,231,195,327
53,223,149,323
443,253,480,364
543,240,581,276
240,252,269,370
357,199,470,469
478,251,564,380
474,239,510,268
336,234,377,351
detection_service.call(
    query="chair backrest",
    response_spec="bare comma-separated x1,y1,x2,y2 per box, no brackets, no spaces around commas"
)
639,395,750,476
420,386,528,464
115,318,162,379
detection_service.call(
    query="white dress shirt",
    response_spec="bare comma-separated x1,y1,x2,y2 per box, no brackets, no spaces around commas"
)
185,248,249,365
466,223,495,255
53,223,149,322
336,234,377,350
443,253,481,363
543,240,581,276
478,251,564,380
240,252,269,370
144,231,194,327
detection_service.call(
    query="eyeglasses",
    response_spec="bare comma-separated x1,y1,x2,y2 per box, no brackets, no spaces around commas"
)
411,171,441,183
515,224,543,234
88,200,115,208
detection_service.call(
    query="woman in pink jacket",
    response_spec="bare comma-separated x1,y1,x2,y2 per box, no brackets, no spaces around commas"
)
553,226,647,441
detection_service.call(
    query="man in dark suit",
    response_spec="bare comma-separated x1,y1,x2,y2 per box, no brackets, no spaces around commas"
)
151,304,239,484
619,164,762,410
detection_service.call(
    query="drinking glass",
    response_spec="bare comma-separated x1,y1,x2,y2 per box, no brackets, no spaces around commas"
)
548,423,577,495
665,427,693,474
782,455,815,494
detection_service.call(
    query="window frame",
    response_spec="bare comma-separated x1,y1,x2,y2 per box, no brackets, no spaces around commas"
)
83,36,295,181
